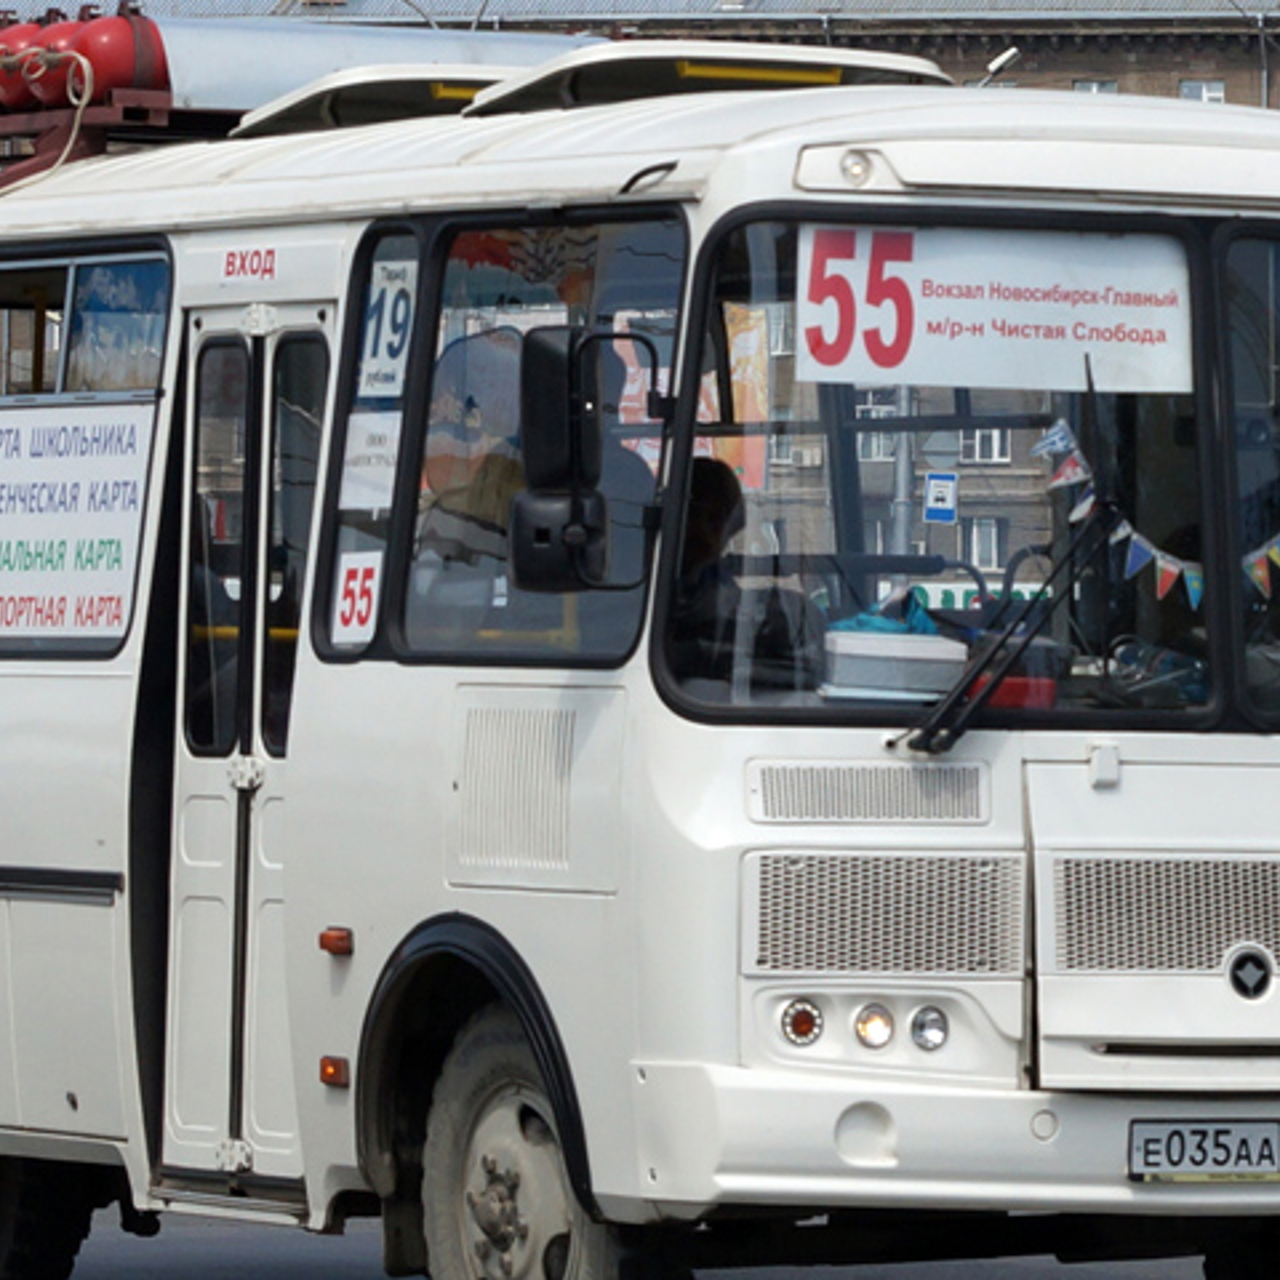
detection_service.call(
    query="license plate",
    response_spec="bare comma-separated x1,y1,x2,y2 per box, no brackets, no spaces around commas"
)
1130,1121,1280,1182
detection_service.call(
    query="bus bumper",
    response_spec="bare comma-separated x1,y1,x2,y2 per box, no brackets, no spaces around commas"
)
615,1061,1280,1221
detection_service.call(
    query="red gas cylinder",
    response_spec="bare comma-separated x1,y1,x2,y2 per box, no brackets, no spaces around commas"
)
72,13,167,104
27,17,83,108
0,22,44,111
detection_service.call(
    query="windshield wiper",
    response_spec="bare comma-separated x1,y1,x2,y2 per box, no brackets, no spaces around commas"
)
902,499,1121,754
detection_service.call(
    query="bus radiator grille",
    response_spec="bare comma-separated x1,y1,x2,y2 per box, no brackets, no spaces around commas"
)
746,851,1024,975
1054,856,1280,972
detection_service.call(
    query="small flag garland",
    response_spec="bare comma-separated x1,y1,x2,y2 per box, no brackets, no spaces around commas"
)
1244,539,1280,600
1035,418,1205,613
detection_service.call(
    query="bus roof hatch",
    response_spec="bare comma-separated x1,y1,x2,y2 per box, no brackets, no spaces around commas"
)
464,39,951,117
231,64,515,139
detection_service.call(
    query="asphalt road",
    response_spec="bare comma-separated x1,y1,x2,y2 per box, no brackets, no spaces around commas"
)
72,1212,1207,1280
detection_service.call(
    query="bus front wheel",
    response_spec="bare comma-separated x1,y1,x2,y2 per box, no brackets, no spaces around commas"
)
423,1004,619,1280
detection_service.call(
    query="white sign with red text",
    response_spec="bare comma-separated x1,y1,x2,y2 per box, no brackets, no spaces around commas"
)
222,247,279,284
332,551,382,645
795,226,1192,394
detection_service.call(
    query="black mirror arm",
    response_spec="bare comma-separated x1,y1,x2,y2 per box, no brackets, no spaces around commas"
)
563,494,662,593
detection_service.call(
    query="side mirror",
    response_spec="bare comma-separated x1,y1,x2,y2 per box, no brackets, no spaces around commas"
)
510,490,608,592
511,326,607,592
511,325,666,593
520,326,602,491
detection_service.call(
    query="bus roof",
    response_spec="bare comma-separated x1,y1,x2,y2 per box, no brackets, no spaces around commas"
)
463,39,952,115
4,82,1280,238
231,64,519,138
229,37,949,138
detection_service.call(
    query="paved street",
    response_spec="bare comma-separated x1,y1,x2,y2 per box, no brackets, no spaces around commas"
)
72,1211,1206,1280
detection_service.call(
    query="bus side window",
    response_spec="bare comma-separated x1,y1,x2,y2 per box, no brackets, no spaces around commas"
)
0,265,66,395
262,335,327,754
410,322,526,649
187,341,249,755
0,254,169,661
65,260,169,393
1228,236,1280,715
327,231,419,654
404,218,682,663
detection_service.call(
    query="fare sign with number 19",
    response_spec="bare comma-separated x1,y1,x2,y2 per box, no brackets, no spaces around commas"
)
795,225,1192,394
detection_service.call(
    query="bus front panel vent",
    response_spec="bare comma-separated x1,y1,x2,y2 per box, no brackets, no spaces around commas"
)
747,761,988,825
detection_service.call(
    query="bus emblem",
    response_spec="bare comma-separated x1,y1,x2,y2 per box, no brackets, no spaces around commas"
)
1229,950,1272,1000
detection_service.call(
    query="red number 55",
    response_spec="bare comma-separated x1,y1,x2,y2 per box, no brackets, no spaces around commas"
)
804,228,915,371
338,563,376,629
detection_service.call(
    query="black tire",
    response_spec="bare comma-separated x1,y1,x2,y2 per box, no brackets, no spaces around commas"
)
422,1005,619,1280
1203,1222,1280,1280
0,1157,97,1280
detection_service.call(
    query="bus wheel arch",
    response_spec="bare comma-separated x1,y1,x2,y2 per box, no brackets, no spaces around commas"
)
357,914,598,1275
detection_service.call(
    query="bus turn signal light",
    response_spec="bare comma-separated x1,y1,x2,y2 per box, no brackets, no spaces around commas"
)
320,1057,350,1088
319,927,354,956
780,999,824,1046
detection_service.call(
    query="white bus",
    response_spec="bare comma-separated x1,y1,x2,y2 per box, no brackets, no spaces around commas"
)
1,33,1279,1280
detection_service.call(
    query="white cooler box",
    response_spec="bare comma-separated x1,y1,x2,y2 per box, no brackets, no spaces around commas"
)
823,630,969,700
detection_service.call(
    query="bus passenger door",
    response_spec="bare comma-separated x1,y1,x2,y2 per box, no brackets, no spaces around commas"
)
163,306,330,1188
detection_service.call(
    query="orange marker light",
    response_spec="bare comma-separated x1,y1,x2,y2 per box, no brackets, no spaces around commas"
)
780,999,824,1046
320,1056,350,1088
319,927,354,956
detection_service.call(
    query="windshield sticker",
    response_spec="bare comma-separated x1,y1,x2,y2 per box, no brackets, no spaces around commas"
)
0,403,154,640
338,409,402,512
358,259,418,400
796,226,1192,394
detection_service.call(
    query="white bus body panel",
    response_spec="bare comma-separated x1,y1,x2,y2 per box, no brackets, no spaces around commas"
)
6,77,1280,1236
0,671,133,1138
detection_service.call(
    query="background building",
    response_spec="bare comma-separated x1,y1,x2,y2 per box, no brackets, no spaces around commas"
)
130,0,1280,109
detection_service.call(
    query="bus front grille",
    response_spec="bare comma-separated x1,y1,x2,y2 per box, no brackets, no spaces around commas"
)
1054,856,1280,972
745,851,1024,976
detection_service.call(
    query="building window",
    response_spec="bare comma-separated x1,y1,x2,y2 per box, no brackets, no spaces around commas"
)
1074,79,1118,93
855,390,902,460
961,516,1009,572
765,302,794,357
1180,79,1226,103
960,427,1011,464
857,431,896,461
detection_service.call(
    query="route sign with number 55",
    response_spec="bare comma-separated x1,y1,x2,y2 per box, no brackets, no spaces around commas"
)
332,551,381,645
794,225,1192,395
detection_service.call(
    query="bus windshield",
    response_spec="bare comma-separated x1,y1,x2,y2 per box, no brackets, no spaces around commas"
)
664,219,1206,719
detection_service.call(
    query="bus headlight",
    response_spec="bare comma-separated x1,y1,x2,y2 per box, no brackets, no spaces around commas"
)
854,1003,894,1049
911,1005,949,1052
840,149,873,187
